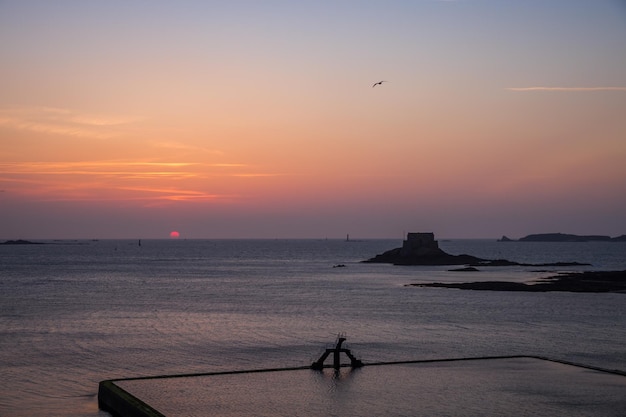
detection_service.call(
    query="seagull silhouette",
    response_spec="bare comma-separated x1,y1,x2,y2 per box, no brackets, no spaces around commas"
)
372,80,388,88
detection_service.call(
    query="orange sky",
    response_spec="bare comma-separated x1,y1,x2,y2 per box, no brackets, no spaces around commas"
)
1,1,625,239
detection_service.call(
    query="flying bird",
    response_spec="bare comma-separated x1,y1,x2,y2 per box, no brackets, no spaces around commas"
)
372,80,388,88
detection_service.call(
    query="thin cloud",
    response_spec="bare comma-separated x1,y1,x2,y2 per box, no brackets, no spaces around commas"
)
0,159,272,203
212,163,248,168
114,186,231,202
0,161,198,176
0,161,249,176
151,140,225,156
231,173,282,177
507,86,626,92
0,106,140,139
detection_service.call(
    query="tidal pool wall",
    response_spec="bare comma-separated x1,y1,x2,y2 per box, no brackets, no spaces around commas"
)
99,356,626,417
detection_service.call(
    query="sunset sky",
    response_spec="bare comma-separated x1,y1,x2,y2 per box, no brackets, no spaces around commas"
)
1,1,625,239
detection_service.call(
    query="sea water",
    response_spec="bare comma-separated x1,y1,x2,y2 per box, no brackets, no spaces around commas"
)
1,239,625,417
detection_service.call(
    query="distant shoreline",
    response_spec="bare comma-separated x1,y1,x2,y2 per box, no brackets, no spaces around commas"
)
0,239,88,245
499,233,626,242
0,239,45,245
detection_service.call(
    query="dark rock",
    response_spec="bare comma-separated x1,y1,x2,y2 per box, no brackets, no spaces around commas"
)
497,235,514,242
410,270,626,293
449,266,479,272
413,281,532,291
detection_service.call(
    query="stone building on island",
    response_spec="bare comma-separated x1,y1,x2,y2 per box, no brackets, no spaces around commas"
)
399,232,442,258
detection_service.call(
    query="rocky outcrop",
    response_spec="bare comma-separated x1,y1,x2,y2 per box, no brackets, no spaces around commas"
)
409,270,626,293
449,266,480,272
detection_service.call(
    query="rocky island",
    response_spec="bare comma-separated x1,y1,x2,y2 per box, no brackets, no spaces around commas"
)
499,233,626,242
363,233,587,267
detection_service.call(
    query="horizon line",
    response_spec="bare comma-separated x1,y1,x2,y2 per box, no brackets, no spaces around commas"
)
507,86,626,92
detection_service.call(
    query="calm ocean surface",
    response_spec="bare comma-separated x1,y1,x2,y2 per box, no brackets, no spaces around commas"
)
1,238,625,416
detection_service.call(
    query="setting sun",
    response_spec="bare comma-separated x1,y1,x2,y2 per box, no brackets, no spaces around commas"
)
169,231,180,239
